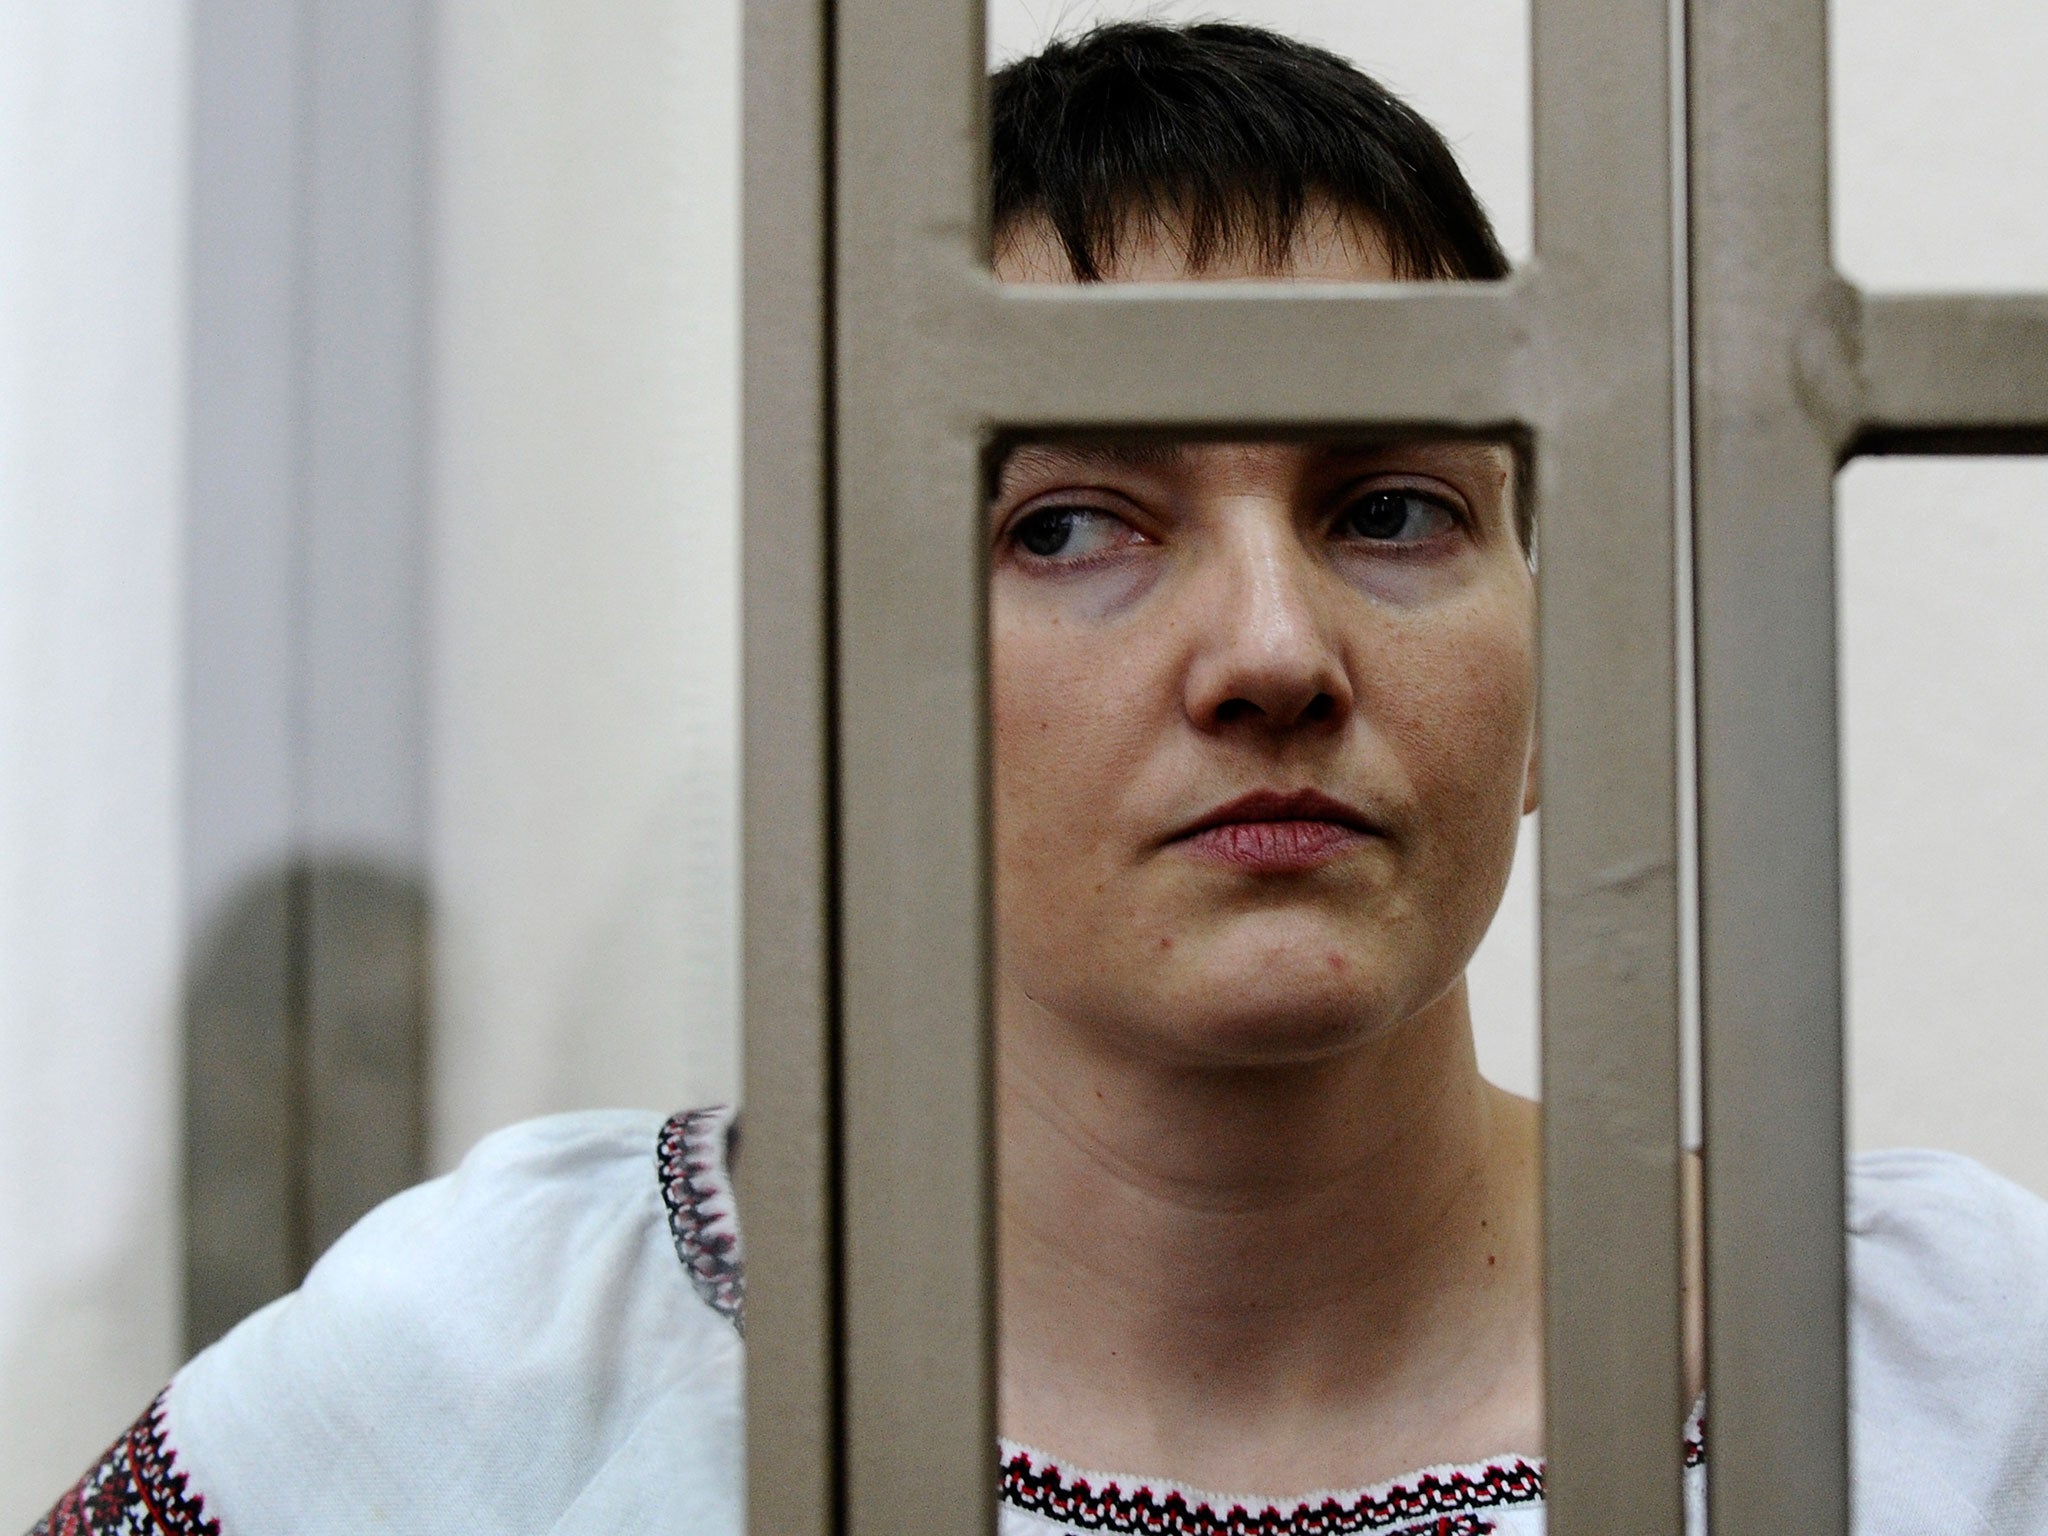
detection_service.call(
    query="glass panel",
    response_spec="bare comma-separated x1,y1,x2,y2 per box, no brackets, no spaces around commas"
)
431,0,742,1160
2,0,745,1524
1832,0,2048,291
986,0,1532,274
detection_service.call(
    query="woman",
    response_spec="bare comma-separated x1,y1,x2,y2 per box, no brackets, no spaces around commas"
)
35,22,2048,1536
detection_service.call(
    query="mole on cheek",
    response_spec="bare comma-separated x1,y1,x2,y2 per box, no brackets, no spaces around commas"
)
1325,953,1347,973
1157,936,1173,951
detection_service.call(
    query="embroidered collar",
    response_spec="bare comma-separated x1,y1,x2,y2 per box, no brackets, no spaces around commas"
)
1000,1442,1543,1534
999,1411,1703,1536
658,1106,746,1332
33,1389,220,1536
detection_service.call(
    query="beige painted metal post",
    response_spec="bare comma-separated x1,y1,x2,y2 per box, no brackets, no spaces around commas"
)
739,0,840,1532
831,0,995,1525
1524,0,1688,1524
748,0,1692,1528
1688,1,1849,1528
1689,2,2048,1530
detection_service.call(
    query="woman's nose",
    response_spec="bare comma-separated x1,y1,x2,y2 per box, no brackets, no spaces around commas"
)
1181,522,1353,735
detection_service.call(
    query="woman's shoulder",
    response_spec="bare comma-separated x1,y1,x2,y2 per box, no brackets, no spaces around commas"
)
1848,1145,2048,1318
249,1103,746,1357
1846,1147,2048,1534
42,1106,747,1536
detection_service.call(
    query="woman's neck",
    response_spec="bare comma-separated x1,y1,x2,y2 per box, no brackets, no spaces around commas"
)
997,978,1544,1496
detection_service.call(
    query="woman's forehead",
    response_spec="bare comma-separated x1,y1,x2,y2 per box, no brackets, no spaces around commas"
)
993,437,1515,494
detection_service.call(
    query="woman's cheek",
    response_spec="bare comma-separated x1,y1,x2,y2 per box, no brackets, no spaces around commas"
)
1376,607,1534,825
991,624,1155,939
1331,545,1482,610
991,654,1086,889
994,552,1164,625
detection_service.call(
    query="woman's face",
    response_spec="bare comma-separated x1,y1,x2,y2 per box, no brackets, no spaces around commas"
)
991,214,1536,1066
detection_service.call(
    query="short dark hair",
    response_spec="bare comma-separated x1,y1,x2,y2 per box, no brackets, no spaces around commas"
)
990,21,1509,283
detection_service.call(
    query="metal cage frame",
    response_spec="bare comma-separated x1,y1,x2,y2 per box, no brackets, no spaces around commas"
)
739,1,2048,1533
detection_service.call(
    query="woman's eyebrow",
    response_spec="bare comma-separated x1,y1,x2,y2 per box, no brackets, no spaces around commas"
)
1317,438,1511,471
995,441,1187,489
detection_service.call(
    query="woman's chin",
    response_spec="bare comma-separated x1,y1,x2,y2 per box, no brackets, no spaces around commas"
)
1158,988,1398,1066
1102,964,1423,1069
1003,918,1464,1069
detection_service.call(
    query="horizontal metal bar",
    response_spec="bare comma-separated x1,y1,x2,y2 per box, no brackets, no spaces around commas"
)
972,279,1534,430
1854,292,2048,449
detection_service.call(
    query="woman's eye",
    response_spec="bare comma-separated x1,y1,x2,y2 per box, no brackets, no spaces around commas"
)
1336,489,1456,545
1010,506,1131,562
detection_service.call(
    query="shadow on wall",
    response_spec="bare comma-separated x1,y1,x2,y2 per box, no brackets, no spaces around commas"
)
182,858,430,1356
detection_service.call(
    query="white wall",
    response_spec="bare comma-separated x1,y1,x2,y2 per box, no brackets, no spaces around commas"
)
1840,461,2048,1195
0,5,188,1522
1831,0,2048,293
1830,5,2048,1196
428,0,742,1167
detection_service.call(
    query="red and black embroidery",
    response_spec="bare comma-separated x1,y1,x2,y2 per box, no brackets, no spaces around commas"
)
659,1105,745,1333
31,1390,218,1536
999,1447,1542,1535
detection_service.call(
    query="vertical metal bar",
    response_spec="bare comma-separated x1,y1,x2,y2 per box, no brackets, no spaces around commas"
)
740,0,842,1531
832,1,990,1532
1687,0,1851,1529
1528,0,1688,1525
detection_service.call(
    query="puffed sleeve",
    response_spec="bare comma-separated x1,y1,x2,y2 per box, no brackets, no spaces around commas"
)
1847,1148,2048,1536
27,1108,745,1536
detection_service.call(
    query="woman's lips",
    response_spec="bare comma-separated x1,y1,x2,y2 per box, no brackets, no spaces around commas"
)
1176,818,1374,872
1167,788,1381,872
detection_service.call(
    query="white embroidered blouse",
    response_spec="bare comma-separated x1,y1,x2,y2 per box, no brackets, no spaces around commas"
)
33,1106,2048,1536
